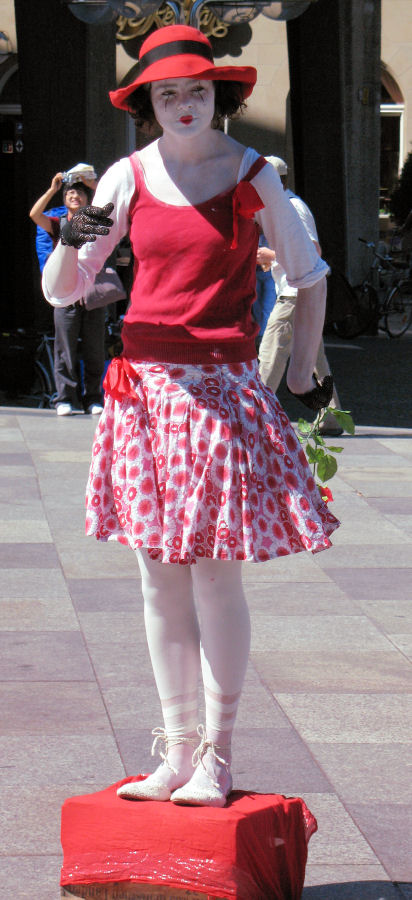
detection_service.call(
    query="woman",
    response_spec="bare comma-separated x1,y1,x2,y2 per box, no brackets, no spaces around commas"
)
43,25,338,808
31,172,105,416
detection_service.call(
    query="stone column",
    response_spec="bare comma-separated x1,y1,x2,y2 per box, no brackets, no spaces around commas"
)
287,0,381,282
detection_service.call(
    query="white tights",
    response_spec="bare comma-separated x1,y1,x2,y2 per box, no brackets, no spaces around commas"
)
137,550,251,771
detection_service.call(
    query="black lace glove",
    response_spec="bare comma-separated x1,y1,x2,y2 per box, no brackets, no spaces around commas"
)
288,375,334,411
60,202,114,249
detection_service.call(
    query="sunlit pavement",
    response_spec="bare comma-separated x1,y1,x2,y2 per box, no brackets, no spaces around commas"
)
1,375,411,898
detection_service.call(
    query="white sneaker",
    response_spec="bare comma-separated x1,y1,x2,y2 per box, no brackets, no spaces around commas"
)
87,404,104,415
56,403,73,416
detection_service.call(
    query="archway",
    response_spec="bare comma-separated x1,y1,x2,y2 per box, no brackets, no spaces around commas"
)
380,62,404,212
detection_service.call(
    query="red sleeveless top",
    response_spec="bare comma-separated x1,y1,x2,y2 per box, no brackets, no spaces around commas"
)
120,152,267,364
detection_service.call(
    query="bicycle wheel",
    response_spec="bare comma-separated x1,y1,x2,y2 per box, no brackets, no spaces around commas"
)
384,282,412,338
31,360,53,408
331,271,378,338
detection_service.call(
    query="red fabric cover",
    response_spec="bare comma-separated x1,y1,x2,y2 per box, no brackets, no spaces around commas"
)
61,779,317,899
119,155,266,366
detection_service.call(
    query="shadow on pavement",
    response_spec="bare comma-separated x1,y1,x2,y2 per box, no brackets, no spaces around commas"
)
303,882,412,899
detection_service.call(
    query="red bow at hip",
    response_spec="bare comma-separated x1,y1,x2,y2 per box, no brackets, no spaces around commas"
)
231,181,265,250
103,356,140,401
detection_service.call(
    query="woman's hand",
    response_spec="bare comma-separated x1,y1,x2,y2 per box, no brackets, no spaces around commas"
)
257,246,275,272
51,173,64,193
287,375,334,411
61,202,114,249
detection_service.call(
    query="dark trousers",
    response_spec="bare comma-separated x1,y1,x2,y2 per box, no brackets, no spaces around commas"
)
54,304,105,408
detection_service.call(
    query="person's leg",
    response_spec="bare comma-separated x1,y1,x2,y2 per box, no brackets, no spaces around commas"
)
80,307,105,410
118,550,201,801
53,305,81,409
171,559,250,806
259,271,277,341
258,295,296,393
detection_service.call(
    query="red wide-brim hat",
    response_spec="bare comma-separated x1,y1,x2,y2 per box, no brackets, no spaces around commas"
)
109,24,257,110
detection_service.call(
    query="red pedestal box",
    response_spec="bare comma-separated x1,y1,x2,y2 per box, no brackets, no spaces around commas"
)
60,778,317,900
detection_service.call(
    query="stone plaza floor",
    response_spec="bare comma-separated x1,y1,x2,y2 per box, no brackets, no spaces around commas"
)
0,399,411,899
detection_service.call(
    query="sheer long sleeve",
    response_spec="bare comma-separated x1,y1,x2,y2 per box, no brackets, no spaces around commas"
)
42,158,135,307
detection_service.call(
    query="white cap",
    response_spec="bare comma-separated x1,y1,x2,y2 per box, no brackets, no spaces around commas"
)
265,155,288,175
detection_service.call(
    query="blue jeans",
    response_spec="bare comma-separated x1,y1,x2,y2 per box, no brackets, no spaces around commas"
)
252,268,277,346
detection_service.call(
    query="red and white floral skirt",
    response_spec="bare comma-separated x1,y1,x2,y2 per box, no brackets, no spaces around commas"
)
85,357,339,564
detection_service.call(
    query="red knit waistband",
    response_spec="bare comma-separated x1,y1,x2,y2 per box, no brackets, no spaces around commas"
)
120,333,258,365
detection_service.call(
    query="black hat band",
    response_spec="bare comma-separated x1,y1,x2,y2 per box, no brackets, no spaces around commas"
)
138,39,214,75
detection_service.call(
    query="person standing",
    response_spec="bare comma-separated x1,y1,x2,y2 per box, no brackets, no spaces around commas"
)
252,232,277,349
258,156,343,436
42,25,339,808
30,170,105,416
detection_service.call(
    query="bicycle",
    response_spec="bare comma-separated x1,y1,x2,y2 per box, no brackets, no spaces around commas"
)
326,238,412,339
30,332,57,408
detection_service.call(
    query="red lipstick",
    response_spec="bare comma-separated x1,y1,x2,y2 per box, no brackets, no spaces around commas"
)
180,116,193,125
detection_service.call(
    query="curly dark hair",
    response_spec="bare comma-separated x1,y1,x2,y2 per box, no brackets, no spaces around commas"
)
127,80,246,130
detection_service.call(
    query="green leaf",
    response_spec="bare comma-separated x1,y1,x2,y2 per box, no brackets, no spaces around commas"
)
306,445,325,464
317,454,338,482
314,434,325,446
330,409,355,435
328,445,344,453
297,418,312,434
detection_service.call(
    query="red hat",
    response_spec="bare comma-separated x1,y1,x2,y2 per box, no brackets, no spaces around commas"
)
109,25,257,111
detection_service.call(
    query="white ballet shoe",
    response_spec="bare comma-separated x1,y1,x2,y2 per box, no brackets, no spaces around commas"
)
117,727,197,802
171,725,233,808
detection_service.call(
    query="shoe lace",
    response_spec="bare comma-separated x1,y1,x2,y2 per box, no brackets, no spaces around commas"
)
191,724,231,790
150,727,198,776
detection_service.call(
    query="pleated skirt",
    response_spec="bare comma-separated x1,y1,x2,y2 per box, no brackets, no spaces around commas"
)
85,358,339,564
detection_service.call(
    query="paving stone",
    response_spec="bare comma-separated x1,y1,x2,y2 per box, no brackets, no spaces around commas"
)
345,801,412,882
324,568,412,601
0,477,41,500
387,633,412,661
275,694,412,743
0,734,124,786
242,553,329,582
0,682,109,734
0,451,33,465
0,632,94,681
305,743,412,803
0,542,60,567
0,568,70,599
232,726,333,795
300,793,379,865
252,650,412,692
68,577,143,611
1,408,411,894
244,579,357,614
250,614,392,652
0,520,53,542
0,855,62,900
314,545,412,569
0,597,78,630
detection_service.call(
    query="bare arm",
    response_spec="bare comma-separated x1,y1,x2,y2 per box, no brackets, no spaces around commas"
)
287,278,327,395
29,173,63,233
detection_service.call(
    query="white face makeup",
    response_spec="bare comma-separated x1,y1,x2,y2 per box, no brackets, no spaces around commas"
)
150,78,215,139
